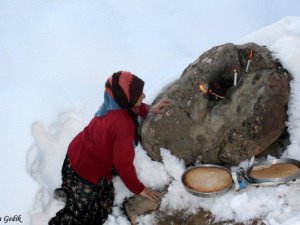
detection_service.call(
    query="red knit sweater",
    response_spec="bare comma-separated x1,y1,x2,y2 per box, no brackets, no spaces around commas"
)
68,103,150,194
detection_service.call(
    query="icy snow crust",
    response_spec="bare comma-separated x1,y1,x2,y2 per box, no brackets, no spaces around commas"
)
27,17,300,225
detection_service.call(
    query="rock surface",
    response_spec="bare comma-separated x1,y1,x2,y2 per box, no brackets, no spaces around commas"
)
141,43,291,165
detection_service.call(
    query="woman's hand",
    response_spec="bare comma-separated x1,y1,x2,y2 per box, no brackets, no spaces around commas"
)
150,99,172,114
140,187,160,202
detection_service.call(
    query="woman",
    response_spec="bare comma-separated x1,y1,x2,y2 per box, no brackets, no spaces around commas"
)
49,71,171,225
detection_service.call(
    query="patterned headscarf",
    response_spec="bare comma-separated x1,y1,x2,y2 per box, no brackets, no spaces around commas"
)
105,71,144,107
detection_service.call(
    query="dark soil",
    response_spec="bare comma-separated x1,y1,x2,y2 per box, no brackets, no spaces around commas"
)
155,208,264,225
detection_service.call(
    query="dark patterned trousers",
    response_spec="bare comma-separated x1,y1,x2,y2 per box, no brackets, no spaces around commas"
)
49,155,114,225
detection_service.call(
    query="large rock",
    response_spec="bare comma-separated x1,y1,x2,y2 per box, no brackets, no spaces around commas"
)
141,43,291,165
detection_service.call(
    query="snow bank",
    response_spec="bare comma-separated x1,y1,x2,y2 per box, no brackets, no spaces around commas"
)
27,112,84,224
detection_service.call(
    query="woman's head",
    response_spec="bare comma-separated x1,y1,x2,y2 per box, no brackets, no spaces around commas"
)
105,71,144,109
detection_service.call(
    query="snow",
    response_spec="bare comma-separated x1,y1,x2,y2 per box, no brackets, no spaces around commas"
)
1,1,300,225
136,213,157,225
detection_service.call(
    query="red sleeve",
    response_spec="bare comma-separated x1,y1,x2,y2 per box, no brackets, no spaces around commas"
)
113,120,144,194
138,103,150,119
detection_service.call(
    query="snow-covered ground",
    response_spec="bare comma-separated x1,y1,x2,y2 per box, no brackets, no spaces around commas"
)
1,1,300,225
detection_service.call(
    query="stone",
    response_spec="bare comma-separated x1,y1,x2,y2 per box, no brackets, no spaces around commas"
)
124,195,161,225
141,43,291,165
